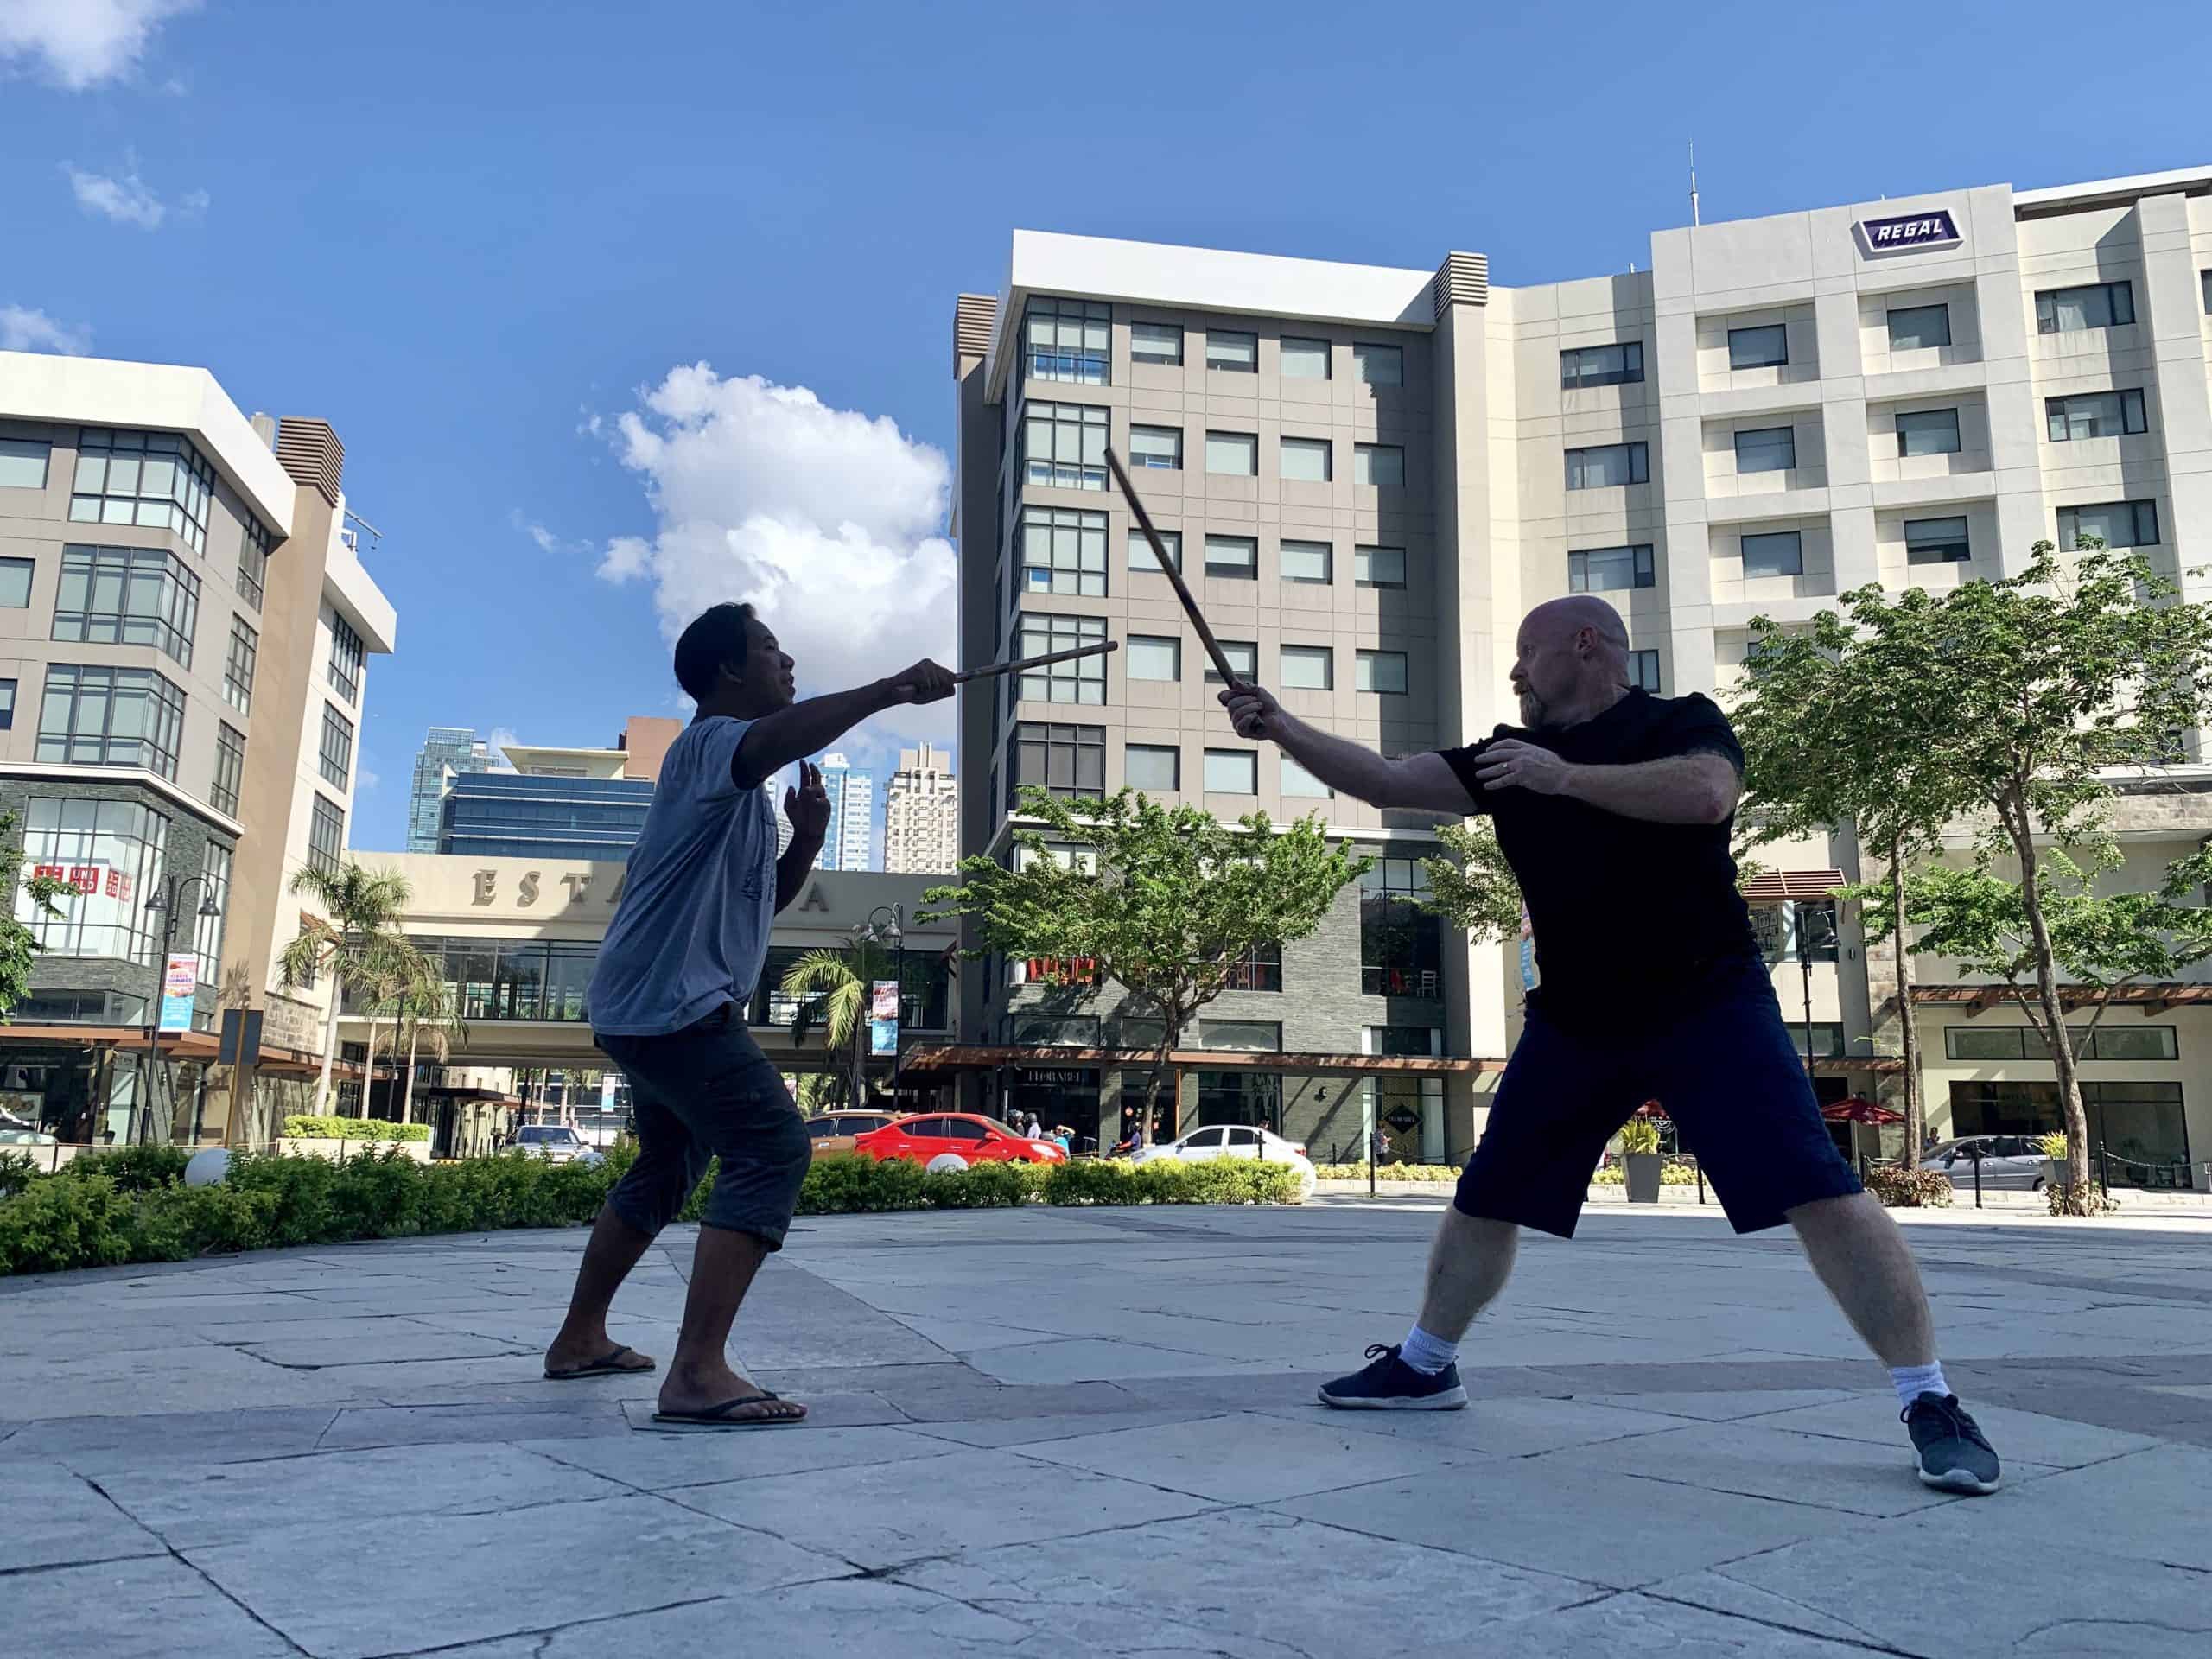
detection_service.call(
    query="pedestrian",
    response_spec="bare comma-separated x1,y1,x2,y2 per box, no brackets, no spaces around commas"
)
1053,1125,1073,1154
1023,1111,1043,1139
1128,1118,1147,1154
541,601,953,1427
1220,594,2003,1494
1369,1126,1391,1166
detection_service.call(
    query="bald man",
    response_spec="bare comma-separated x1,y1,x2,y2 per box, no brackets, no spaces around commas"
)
1220,595,2003,1496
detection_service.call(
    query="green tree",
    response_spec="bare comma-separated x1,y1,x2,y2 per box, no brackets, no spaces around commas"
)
0,811,67,1021
278,862,413,1119
922,787,1371,1132
391,947,464,1127
782,939,899,1110
1420,819,1523,945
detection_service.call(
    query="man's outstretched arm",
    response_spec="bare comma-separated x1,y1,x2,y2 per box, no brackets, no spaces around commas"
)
1219,684,1475,813
733,658,956,789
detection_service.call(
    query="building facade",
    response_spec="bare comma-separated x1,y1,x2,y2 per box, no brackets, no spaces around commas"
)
408,727,495,852
817,752,874,871
435,741,652,861
883,741,958,874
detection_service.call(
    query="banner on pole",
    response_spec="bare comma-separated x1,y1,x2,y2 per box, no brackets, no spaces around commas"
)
158,954,199,1033
869,1020,898,1056
870,980,899,1021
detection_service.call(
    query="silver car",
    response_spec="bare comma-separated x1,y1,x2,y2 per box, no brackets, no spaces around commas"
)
509,1125,600,1165
1921,1135,2048,1191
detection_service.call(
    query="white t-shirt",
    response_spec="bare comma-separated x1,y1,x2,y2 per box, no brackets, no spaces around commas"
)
587,718,779,1036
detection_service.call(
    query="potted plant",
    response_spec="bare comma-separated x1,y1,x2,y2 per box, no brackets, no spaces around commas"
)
1618,1116,1663,1204
2037,1132,2069,1191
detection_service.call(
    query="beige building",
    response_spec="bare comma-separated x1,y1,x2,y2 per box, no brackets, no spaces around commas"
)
883,742,958,874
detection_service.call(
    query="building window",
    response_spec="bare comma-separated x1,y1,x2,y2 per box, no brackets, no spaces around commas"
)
1281,755,1332,798
1127,635,1180,682
1128,527,1180,572
1560,340,1643,388
12,797,169,966
1204,749,1257,794
1904,516,1971,565
1897,408,1961,457
1280,645,1333,690
1014,613,1107,703
1024,297,1109,385
1204,535,1257,579
1125,743,1179,791
1939,1023,2182,1062
308,794,345,875
1010,721,1105,804
328,612,365,704
1281,338,1330,379
213,722,245,816
1354,443,1404,487
1205,431,1257,475
1354,342,1402,385
36,664,185,778
1131,321,1183,365
1205,639,1258,684
1569,543,1654,593
1019,505,1108,596
1355,545,1407,588
1886,303,1951,351
51,544,200,669
1366,1025,1441,1058
2045,390,2147,442
0,557,32,607
1281,436,1332,481
2036,280,2134,334
1741,530,1804,578
0,437,51,488
1727,323,1789,370
1751,899,1840,964
2203,270,2212,315
1281,540,1331,583
1357,650,1408,694
225,616,257,714
2058,499,2159,550
0,678,13,729
1628,649,1662,693
1734,426,1796,474
1206,330,1257,372
1362,856,1439,997
194,842,232,974
1129,424,1183,469
237,517,270,612
1021,400,1109,491
69,428,215,554
319,702,356,789
1218,944,1283,993
1567,441,1648,490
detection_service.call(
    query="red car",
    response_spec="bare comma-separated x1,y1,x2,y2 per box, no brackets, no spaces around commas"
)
850,1113,1069,1170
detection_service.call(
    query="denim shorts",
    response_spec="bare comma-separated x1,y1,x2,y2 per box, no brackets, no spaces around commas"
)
1455,962,1863,1237
597,1005,810,1249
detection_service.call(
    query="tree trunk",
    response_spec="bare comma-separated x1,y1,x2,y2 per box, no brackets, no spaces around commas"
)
1888,829,1923,1161
401,1027,421,1125
2004,798,2092,1192
363,1011,381,1120
312,978,340,1117
1141,1035,1176,1144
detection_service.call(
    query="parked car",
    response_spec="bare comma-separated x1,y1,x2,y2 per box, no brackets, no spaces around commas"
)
1920,1135,2047,1191
508,1124,600,1165
806,1110,899,1158
0,1126,57,1147
1133,1125,1318,1198
850,1113,1068,1172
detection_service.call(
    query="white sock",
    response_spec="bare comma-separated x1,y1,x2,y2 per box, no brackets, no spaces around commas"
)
1891,1362,1950,1409
1400,1324,1459,1376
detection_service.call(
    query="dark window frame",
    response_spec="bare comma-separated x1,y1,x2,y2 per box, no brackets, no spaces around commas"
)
36,663,186,779
1013,612,1108,705
1565,441,1649,490
2044,389,2148,442
1560,340,1644,389
1203,534,1258,580
50,543,200,669
212,722,245,817
307,794,345,876
1205,329,1258,373
1125,742,1180,791
318,702,355,790
1628,649,1662,693
2035,279,2135,335
237,516,270,611
1022,297,1110,385
1008,721,1106,805
1204,639,1258,685
1741,529,1805,578
1018,505,1109,597
1897,407,1963,457
1202,747,1259,795
1904,516,1972,565
1355,545,1407,588
2057,499,2160,550
1280,539,1332,584
1732,425,1797,474
1727,323,1789,370
1886,302,1952,351
1129,321,1183,365
328,612,365,704
224,616,257,715
1568,543,1655,593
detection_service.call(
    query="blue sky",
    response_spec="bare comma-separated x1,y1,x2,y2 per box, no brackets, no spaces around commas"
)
4,0,2208,849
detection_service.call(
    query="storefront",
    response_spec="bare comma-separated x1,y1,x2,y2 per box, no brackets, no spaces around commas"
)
1006,1064,1101,1150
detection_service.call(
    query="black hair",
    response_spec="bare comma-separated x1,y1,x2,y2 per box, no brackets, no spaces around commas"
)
672,602,757,702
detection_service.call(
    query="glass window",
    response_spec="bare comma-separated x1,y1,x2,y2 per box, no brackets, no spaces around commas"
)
1281,337,1331,379
328,612,365,703
1205,330,1257,372
1125,743,1179,791
12,797,169,965
1205,431,1257,475
1204,749,1257,794
0,437,51,488
318,702,355,790
1367,1025,1441,1058
1886,303,1952,351
308,794,345,876
1357,650,1408,694
2074,1024,2178,1062
1128,424,1182,469
237,517,270,612
1204,535,1257,579
2045,390,2147,442
194,842,232,974
1024,297,1110,385
1280,436,1331,481
1353,342,1403,385
1217,946,1283,995
1897,408,1962,457
1128,527,1180,572
1566,442,1648,489
225,616,257,714
1021,401,1109,491
36,664,186,778
50,544,200,668
1280,540,1331,583
2204,270,2212,315
0,557,32,607
1127,634,1180,682
1280,645,1332,690
1560,340,1643,388
1741,530,1804,577
1019,506,1108,596
1355,545,1406,588
68,428,216,553
1750,899,1839,964
1904,516,1971,565
1354,443,1404,487
1628,650,1662,693
1944,1027,2026,1061
1205,639,1257,684
212,723,245,817
1569,543,1654,593
1201,1017,1280,1048
1361,856,1440,997
2058,500,2159,550
1727,323,1789,370
1010,721,1105,804
1281,755,1332,798
1734,426,1796,474
1014,613,1107,704
2036,281,2134,334
0,678,13,729
1131,321,1183,365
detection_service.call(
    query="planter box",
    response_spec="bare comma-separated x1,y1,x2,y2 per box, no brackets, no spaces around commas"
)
278,1136,432,1166
1624,1153,1664,1204
2043,1159,2068,1189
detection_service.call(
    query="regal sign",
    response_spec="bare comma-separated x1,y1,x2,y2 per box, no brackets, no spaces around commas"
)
1856,210,1961,256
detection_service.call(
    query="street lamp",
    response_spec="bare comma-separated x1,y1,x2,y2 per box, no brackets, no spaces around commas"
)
1791,899,1840,1082
856,904,906,1107
138,874,223,1147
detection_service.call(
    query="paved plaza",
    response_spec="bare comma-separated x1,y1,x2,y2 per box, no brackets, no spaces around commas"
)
3,1199,2210,1657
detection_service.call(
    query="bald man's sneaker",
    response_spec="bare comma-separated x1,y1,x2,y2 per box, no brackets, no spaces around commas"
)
1318,1344,1468,1410
1905,1394,2002,1494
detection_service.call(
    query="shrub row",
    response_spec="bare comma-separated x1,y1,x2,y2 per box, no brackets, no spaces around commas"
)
1862,1164,1955,1209
1311,1163,1463,1182
282,1115,431,1143
1592,1160,1701,1187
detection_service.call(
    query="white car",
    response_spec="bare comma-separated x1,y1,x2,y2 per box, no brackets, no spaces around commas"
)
1134,1125,1317,1198
509,1125,601,1166
1920,1135,2048,1192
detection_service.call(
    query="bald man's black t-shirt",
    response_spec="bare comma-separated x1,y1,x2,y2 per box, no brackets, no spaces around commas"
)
1437,690,1760,1027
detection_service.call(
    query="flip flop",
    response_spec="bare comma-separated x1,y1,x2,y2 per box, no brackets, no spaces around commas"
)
543,1345,656,1381
650,1391,807,1430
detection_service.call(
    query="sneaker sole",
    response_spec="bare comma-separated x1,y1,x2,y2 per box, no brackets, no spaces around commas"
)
1915,1462,2001,1496
1317,1382,1469,1410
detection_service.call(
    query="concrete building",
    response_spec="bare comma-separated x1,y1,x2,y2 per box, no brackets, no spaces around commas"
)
883,741,958,874
613,715,680,785
435,740,653,861
947,162,2212,1178
407,727,497,853
1,352,395,1147
817,752,874,872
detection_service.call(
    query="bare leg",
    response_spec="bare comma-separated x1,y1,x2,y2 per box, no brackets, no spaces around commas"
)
1787,1191,1936,1368
1415,1207,1520,1339
658,1224,806,1422
545,1204,658,1374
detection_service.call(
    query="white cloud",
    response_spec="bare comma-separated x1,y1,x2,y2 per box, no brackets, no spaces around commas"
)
1,303,91,353
357,765,380,794
0,0,200,91
506,507,583,556
594,366,957,747
63,160,202,227
486,727,521,770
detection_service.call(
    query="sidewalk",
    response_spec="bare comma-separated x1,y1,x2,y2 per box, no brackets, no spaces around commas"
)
1316,1176,2212,1224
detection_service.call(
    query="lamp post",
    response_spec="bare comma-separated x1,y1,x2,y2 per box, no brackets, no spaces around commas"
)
1789,899,1840,1082
856,904,906,1108
139,874,223,1147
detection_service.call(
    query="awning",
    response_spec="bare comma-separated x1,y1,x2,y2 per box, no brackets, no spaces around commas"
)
0,1024,330,1072
1911,983,2212,1014
897,1044,1503,1078
1741,868,1847,906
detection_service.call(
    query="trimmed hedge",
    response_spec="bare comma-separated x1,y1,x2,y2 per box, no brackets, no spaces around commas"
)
1312,1163,1462,1182
1863,1164,1955,1209
283,1115,432,1144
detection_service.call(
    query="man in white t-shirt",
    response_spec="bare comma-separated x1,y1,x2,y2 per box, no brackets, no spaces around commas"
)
541,601,951,1428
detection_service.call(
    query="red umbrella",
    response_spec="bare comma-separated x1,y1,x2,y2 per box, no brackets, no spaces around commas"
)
1821,1096,1903,1125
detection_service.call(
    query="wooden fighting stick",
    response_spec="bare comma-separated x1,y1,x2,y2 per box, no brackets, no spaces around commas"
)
1107,447,1245,688
954,639,1120,684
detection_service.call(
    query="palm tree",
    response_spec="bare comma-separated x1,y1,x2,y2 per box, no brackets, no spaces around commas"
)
782,940,895,1110
391,948,464,1128
278,861,412,1119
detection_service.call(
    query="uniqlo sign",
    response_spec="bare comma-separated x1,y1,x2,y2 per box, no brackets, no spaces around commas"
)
1857,210,1961,255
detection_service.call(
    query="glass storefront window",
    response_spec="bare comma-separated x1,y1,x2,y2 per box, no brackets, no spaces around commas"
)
13,797,168,964
1948,1079,2190,1185
1197,1070,1282,1133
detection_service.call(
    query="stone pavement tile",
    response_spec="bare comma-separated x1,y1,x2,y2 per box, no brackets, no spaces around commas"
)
258,1352,555,1397
1,1554,301,1659
1014,1409,1492,1504
186,1493,839,1659
2,1407,340,1471
617,1391,909,1433
1585,1388,1860,1421
906,1408,1225,1448
0,1320,209,1360
862,1378,1140,1422
886,1314,1076,1352
1932,1445,2212,1573
524,1423,955,1490
0,1460,166,1570
1257,1394,1688,1458
0,1345,367,1421
229,1328,534,1367
671,1444,1217,1569
98,1440,629,1548
1751,1395,2161,1468
969,1336,1281,1384
191,1313,455,1345
317,1398,626,1449
1398,1592,1891,1659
